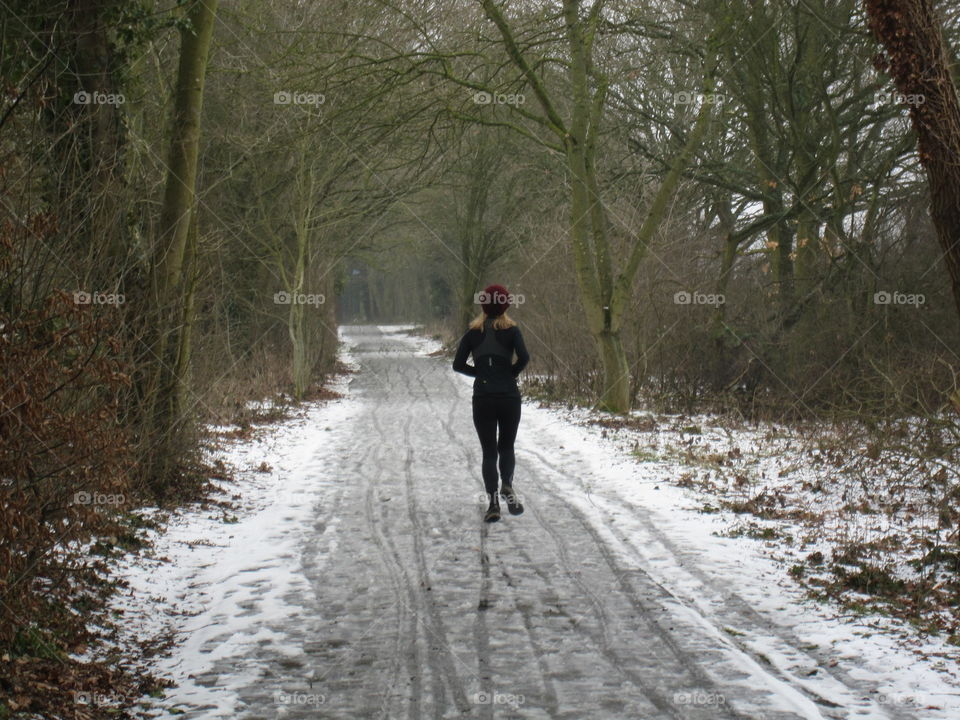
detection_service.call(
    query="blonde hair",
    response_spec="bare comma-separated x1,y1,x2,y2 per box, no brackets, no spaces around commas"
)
469,311,517,331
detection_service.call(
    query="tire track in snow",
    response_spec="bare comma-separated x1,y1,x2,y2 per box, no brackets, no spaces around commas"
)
363,438,423,720
304,440,411,719
475,523,494,720
428,360,562,717
367,350,479,717
578,487,901,718
399,418,472,716
518,498,687,717
521,443,860,719
367,408,432,719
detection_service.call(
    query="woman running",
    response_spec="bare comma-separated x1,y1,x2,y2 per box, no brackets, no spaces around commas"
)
453,284,530,522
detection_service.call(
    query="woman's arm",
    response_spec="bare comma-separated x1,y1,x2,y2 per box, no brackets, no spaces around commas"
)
511,327,530,376
452,332,477,376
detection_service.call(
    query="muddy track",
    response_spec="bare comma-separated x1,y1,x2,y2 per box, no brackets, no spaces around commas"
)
361,434,422,720
399,419,472,715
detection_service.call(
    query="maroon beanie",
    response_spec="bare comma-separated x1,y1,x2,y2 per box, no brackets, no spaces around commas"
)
480,284,511,316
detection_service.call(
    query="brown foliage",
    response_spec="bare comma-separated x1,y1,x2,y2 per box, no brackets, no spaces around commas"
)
0,241,133,653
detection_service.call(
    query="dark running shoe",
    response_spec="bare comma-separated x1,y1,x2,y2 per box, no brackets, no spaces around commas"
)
500,485,524,515
484,499,501,523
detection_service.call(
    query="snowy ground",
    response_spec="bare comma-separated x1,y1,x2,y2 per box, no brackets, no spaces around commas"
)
110,325,960,719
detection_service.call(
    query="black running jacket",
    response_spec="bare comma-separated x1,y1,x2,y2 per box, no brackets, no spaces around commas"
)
452,319,530,397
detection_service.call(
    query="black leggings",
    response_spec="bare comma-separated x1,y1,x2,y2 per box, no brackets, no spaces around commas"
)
472,395,522,497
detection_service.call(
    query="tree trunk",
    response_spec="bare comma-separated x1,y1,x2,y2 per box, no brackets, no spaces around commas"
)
71,0,125,271
146,0,218,485
596,330,631,412
289,222,309,400
153,0,218,295
172,210,200,420
864,0,960,319
318,268,339,372
794,208,819,303
714,231,738,338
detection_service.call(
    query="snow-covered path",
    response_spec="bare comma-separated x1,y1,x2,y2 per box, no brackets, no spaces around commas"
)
129,325,957,719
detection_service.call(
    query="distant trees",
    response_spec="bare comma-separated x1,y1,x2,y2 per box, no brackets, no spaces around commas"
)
362,0,721,410
440,127,534,328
